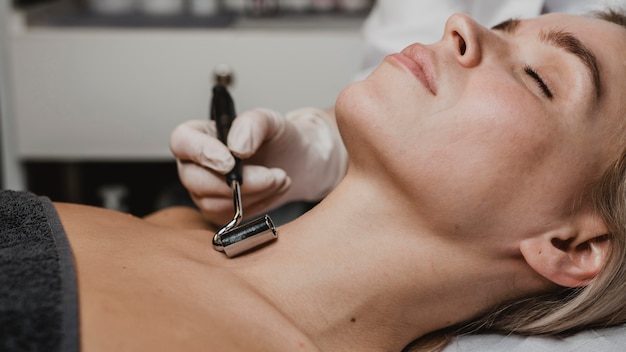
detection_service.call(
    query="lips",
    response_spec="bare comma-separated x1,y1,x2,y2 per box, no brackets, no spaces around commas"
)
387,44,438,95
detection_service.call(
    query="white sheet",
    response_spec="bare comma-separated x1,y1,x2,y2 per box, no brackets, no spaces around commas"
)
442,324,626,352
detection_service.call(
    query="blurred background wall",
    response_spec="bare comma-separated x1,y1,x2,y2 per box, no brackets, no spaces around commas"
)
3,0,367,216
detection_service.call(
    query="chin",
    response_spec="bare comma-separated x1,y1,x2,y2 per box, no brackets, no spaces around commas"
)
336,78,384,118
335,80,379,132
334,80,392,168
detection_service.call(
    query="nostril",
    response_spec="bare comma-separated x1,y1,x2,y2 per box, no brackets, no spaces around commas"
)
453,32,466,55
458,35,467,55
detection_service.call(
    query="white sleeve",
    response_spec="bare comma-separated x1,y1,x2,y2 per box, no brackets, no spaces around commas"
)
469,0,543,27
357,0,472,80
469,0,623,27
543,0,622,15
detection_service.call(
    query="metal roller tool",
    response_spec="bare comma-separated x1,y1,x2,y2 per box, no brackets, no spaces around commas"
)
210,66,277,258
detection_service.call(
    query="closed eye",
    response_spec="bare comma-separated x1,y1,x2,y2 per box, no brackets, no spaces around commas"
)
524,65,553,100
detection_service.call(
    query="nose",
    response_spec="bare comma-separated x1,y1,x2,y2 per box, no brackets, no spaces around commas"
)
443,13,483,68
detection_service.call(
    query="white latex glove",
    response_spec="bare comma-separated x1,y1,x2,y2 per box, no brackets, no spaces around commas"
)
170,107,348,225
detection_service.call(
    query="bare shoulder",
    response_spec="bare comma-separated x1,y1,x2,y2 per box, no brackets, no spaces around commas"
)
54,202,215,231
52,202,318,352
142,206,217,231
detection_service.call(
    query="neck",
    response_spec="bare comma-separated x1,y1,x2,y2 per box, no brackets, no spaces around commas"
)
227,173,540,351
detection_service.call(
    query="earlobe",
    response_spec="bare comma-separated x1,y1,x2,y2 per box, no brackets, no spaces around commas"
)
519,219,611,288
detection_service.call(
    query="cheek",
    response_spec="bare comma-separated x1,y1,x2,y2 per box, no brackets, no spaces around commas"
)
393,80,559,201
433,77,555,166
337,65,561,199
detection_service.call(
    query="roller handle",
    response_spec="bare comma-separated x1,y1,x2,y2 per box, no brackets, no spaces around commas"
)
211,84,243,186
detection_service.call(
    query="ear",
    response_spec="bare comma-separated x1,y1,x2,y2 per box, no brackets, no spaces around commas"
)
519,213,611,288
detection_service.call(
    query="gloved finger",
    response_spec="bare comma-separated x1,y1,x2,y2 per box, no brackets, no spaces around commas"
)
177,160,237,224
170,120,235,174
177,160,233,199
194,196,238,225
239,165,291,196
240,188,292,219
192,165,291,223
234,166,291,219
223,170,291,220
180,160,290,198
196,180,289,224
228,109,286,159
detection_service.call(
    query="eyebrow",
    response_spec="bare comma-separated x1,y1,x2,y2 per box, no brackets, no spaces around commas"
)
491,18,602,100
491,18,521,33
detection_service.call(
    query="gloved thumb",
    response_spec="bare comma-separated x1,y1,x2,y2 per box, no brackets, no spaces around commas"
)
227,108,286,159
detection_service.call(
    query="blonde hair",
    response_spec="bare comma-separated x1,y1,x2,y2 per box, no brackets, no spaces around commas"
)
406,8,626,352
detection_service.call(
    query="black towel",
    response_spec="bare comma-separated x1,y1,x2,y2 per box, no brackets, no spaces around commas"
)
0,190,79,352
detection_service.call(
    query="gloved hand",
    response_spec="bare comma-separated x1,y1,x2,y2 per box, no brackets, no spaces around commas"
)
169,107,348,225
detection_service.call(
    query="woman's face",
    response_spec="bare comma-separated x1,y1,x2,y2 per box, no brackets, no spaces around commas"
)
336,13,626,236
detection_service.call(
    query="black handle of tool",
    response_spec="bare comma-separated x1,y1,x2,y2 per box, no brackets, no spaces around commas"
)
210,84,243,185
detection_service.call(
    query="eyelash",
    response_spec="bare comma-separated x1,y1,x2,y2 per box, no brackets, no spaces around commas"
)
523,65,553,100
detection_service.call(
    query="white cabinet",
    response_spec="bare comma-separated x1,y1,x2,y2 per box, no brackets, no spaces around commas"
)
9,13,363,159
